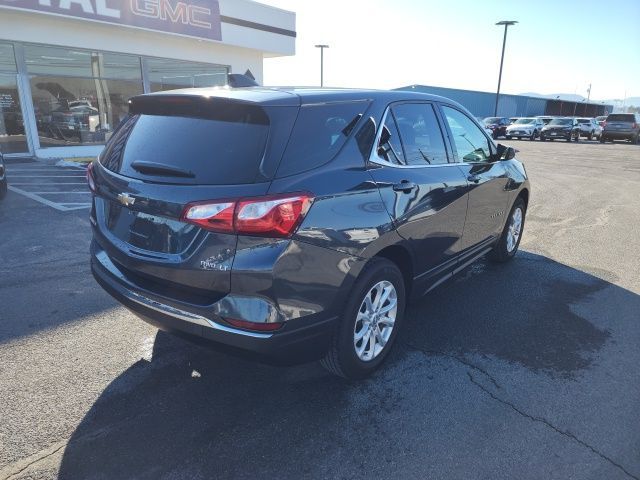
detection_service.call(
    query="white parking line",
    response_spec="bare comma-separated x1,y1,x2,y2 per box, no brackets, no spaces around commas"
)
9,175,86,178
9,182,88,185
7,163,91,211
28,191,91,194
8,186,90,211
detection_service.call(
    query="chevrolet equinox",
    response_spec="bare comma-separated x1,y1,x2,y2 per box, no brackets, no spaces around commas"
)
89,87,530,379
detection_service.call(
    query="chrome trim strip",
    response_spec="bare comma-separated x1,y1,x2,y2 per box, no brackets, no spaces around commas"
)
94,250,273,339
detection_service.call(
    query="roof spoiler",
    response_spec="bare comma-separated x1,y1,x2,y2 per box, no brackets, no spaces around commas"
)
227,73,260,88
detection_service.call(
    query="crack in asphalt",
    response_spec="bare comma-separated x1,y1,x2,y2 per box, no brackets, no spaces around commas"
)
404,343,502,390
466,373,639,480
405,343,639,480
1,442,66,480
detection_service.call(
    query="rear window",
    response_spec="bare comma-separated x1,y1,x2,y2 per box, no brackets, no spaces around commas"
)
607,114,634,122
276,101,370,177
100,99,273,185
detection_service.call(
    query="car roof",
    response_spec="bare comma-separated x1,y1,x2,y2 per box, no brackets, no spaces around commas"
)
137,86,459,107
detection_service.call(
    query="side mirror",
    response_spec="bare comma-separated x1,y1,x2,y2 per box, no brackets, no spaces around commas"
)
504,146,516,160
494,143,516,161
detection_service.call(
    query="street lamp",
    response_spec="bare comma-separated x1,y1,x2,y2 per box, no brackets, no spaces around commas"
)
315,44,329,87
494,20,518,117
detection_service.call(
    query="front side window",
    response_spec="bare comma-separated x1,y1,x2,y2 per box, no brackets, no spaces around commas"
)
390,103,448,165
442,106,491,163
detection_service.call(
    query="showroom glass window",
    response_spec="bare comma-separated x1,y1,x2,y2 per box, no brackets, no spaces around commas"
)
25,45,144,148
0,42,29,154
146,58,228,92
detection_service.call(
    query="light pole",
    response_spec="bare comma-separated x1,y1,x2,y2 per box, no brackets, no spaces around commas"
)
315,44,329,87
494,21,518,117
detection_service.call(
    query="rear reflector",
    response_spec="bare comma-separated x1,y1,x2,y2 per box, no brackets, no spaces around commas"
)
182,193,313,238
224,318,284,332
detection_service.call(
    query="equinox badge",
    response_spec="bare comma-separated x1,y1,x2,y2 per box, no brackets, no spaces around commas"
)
117,193,136,207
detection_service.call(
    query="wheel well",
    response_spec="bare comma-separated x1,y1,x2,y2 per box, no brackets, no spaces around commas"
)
374,245,414,297
517,188,529,209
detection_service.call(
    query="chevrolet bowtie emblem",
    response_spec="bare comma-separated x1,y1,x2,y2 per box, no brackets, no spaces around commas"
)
117,193,136,207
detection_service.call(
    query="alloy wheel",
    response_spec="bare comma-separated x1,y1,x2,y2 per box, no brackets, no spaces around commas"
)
506,207,523,253
353,280,398,362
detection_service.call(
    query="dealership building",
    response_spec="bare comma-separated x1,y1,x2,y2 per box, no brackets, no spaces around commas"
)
397,85,613,120
0,0,295,159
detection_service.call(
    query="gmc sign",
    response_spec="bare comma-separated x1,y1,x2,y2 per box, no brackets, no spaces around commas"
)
0,0,222,41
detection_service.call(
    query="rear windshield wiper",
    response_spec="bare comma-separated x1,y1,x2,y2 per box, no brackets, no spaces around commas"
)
130,161,195,178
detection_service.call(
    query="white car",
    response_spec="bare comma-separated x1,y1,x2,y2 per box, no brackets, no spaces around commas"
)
505,117,545,140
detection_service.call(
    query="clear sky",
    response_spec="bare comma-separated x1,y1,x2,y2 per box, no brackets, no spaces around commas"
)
260,0,640,101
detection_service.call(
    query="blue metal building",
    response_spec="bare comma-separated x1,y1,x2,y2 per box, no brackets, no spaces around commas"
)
395,84,612,118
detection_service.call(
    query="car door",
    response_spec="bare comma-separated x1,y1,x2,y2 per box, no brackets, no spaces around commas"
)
368,102,469,285
439,104,511,255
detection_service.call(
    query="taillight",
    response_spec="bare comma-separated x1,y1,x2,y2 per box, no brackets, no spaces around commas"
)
182,201,235,233
602,121,607,128
87,162,96,193
633,122,638,129
181,193,314,238
223,318,284,332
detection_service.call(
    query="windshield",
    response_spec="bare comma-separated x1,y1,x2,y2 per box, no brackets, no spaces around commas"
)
483,117,501,124
577,119,590,123
515,118,535,124
549,118,572,126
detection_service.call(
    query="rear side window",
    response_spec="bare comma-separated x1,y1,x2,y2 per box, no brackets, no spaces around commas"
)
276,101,369,177
391,103,448,165
100,100,272,185
607,114,634,122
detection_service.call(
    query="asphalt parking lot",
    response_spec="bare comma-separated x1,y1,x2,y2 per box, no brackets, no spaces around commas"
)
1,140,639,480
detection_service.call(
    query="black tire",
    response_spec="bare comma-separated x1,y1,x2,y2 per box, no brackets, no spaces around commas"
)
540,135,546,142
632,134,639,145
566,134,572,142
0,177,6,200
492,131,499,140
488,197,526,263
506,135,512,140
321,257,406,379
574,132,579,142
600,135,606,143
529,130,536,141
550,138,555,141
588,131,593,141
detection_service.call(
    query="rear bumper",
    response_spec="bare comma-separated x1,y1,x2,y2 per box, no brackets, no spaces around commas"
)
91,240,343,365
602,130,636,140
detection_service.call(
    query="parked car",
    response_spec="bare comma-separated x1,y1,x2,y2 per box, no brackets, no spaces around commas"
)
89,87,530,379
600,113,640,144
505,117,544,140
576,117,599,140
477,117,495,137
0,149,7,200
595,115,607,127
539,117,581,142
536,116,555,125
482,117,510,139
49,102,100,140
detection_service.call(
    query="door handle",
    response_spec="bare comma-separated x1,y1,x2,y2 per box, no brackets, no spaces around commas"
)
467,174,481,184
392,181,417,193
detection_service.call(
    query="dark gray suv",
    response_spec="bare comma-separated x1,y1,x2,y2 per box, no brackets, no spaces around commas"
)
89,87,530,378
600,113,640,143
